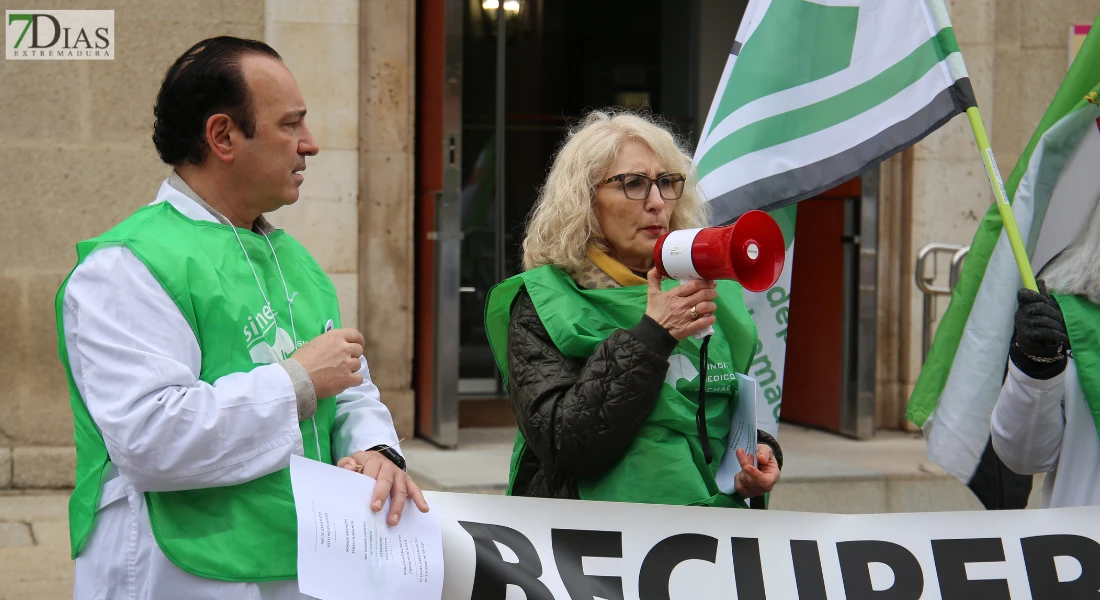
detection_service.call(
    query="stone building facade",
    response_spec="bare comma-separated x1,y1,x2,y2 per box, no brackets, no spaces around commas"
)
0,0,414,487
0,0,1097,487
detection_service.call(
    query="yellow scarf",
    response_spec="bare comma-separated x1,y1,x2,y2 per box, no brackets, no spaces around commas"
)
569,246,648,290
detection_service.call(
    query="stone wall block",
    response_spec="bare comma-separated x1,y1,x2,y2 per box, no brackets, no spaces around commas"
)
0,146,168,272
947,0,995,45
1020,1,1100,50
267,22,360,150
0,279,24,445
89,20,265,144
358,151,413,389
0,61,82,143
21,273,74,446
266,0,358,25
0,448,11,488
329,273,359,332
13,447,75,489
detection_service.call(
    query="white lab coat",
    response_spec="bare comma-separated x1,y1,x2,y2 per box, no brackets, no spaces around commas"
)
991,359,1100,508
64,181,402,599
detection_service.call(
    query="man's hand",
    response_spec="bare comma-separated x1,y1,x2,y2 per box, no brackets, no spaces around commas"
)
336,450,429,525
733,444,781,499
292,329,365,398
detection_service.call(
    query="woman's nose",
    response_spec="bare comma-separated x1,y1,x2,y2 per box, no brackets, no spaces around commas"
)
644,184,666,211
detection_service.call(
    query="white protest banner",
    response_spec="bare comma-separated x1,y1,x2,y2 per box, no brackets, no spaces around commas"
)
427,491,1100,599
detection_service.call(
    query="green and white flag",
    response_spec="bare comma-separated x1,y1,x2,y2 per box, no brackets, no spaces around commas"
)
907,16,1100,510
695,0,975,431
696,0,975,223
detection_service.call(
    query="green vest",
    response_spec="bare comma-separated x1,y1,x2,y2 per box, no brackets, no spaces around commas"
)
485,265,759,507
55,201,341,582
1052,292,1100,438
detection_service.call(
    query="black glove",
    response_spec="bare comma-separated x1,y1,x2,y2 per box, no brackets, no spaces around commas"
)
1010,280,1068,379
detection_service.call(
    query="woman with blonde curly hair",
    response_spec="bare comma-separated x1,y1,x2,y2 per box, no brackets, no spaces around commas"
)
484,110,781,507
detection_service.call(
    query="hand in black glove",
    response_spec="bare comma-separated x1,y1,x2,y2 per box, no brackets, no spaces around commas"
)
1011,280,1068,378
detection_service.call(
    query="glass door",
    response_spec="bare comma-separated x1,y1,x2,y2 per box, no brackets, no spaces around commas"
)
456,0,502,398
419,0,699,442
457,0,697,400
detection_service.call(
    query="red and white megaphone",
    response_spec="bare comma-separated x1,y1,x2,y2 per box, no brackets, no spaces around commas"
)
653,209,786,337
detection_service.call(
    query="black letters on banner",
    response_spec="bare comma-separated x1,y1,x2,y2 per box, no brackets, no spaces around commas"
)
836,540,924,600
1021,534,1100,600
551,529,625,600
457,521,554,600
638,534,718,600
790,540,828,600
930,538,1010,600
731,538,766,600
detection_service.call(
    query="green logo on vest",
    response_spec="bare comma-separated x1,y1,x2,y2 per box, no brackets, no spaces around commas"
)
243,303,295,364
665,354,699,387
665,353,738,394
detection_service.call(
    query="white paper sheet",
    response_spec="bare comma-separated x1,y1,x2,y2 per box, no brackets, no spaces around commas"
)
715,373,758,494
290,455,444,600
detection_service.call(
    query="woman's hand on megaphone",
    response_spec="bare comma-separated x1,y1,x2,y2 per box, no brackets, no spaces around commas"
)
645,268,717,341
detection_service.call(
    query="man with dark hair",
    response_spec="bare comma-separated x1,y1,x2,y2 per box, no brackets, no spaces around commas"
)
56,36,426,598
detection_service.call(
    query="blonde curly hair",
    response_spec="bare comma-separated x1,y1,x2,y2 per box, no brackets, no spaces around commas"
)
521,109,710,272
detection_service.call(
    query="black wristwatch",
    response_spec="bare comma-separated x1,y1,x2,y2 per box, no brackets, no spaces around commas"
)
367,444,407,472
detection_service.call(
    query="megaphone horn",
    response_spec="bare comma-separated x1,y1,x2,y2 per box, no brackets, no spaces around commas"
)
652,209,786,293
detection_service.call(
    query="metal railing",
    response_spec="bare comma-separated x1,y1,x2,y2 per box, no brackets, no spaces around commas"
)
916,243,970,362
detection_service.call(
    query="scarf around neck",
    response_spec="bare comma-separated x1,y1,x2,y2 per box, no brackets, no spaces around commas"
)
569,246,648,290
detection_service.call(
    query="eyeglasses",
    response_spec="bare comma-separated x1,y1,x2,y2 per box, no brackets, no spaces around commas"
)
599,172,686,201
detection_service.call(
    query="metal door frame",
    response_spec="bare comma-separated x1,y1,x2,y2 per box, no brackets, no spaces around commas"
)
838,167,879,439
420,0,465,447
423,1,513,446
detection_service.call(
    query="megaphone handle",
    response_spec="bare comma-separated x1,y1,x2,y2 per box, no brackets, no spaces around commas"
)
677,278,715,340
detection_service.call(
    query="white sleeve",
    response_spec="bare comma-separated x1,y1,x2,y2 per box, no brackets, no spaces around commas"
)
331,357,402,461
990,361,1066,475
62,247,304,494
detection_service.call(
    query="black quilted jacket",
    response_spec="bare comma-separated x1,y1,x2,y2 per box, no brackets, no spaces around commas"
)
506,286,782,500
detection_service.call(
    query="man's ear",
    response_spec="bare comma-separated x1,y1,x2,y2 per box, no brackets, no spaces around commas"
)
205,114,235,163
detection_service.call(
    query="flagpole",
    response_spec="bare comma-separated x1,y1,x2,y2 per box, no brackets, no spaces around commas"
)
964,106,1039,292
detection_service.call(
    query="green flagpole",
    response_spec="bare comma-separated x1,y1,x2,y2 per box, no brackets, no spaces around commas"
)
965,106,1039,292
